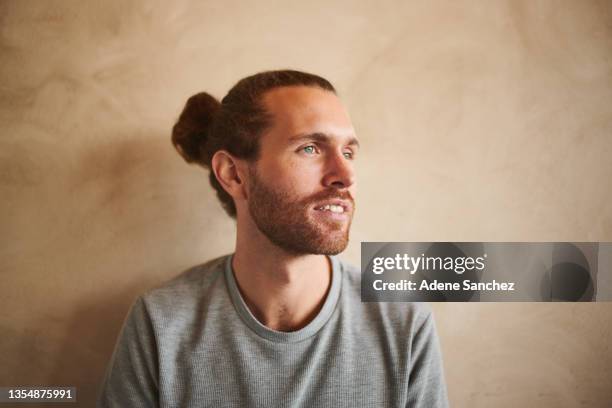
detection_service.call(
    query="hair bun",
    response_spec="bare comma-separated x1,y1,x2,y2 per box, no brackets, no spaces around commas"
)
171,92,221,166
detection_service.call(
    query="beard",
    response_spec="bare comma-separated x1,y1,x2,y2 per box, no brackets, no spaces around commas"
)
247,166,354,255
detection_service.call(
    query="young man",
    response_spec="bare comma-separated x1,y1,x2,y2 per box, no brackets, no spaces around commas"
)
98,70,449,407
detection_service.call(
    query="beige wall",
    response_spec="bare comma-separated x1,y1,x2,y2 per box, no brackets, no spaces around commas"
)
1,1,611,406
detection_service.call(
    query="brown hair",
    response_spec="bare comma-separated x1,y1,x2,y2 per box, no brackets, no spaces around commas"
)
171,69,336,218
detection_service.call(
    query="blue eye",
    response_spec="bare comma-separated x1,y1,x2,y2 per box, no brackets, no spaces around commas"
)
303,145,317,154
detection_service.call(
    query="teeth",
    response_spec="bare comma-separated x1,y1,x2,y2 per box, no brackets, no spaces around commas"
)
318,204,345,213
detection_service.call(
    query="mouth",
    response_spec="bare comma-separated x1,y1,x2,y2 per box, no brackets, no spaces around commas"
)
313,200,352,215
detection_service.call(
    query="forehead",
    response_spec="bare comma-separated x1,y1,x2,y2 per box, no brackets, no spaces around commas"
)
260,86,356,143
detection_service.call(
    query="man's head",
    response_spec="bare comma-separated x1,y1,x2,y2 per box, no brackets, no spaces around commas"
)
172,70,358,255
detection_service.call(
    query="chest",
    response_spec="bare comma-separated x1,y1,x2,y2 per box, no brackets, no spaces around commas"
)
157,322,410,407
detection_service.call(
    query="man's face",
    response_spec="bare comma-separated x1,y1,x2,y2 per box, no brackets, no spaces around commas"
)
246,86,359,255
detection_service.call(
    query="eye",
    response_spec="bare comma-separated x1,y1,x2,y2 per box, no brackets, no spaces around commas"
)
343,150,355,160
301,145,318,155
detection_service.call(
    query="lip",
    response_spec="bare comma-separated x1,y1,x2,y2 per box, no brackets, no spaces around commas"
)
312,200,352,216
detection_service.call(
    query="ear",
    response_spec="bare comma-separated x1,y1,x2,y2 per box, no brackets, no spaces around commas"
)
211,150,248,201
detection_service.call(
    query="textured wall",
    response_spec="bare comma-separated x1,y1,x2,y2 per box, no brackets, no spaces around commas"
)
1,1,611,407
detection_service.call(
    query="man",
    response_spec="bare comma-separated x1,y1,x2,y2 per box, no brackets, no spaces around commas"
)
98,70,448,407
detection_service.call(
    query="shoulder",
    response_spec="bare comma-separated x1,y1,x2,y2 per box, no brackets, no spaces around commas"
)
138,254,229,319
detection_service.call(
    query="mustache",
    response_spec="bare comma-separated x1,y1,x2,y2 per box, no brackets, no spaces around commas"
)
305,190,355,207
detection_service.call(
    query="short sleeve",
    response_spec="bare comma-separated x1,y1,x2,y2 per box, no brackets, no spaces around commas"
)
406,307,449,408
97,296,159,408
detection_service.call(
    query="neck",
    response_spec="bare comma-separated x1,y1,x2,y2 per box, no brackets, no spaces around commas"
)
231,216,332,332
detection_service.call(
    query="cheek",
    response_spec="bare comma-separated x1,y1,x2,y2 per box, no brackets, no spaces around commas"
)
273,158,321,184
287,163,322,194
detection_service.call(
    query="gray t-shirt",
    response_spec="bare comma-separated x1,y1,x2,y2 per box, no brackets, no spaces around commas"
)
97,254,449,407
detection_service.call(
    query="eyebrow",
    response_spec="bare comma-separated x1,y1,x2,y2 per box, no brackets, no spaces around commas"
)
288,132,360,148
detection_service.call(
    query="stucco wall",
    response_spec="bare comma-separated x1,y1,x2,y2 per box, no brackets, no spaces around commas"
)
1,1,611,406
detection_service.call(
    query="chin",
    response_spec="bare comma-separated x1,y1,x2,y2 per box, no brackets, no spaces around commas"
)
321,246,347,256
312,236,350,255
281,233,349,256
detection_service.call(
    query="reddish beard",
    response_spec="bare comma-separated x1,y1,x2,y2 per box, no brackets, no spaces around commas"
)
247,168,354,255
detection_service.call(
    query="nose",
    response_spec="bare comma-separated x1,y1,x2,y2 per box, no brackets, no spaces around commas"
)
322,150,355,189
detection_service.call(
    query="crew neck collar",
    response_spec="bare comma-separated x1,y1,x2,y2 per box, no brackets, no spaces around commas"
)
224,253,342,343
